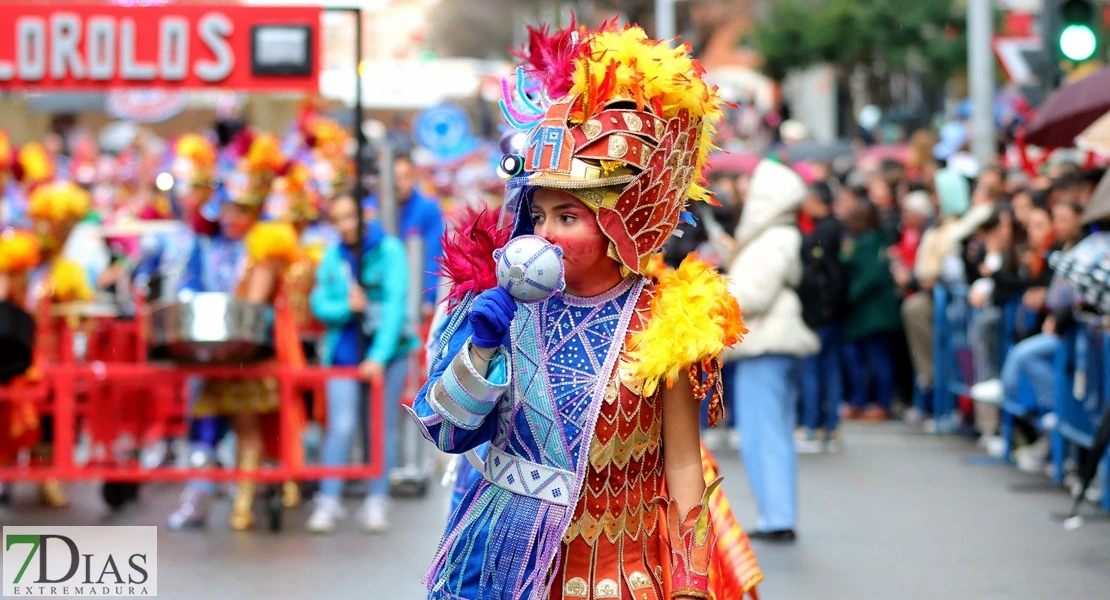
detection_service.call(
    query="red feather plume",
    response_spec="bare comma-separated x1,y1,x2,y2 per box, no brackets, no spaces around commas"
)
510,15,584,100
435,206,511,312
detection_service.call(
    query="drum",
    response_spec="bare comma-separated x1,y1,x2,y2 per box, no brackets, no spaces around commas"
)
0,301,34,382
149,293,273,364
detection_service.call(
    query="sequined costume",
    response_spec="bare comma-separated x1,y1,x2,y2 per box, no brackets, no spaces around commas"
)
408,19,761,600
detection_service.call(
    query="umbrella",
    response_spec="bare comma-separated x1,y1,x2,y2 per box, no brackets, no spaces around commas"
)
1026,66,1110,148
706,151,763,176
784,140,855,164
1076,110,1110,155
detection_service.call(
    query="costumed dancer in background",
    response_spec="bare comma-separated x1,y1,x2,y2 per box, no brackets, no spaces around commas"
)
408,20,761,600
133,134,220,303
0,181,94,507
168,135,305,530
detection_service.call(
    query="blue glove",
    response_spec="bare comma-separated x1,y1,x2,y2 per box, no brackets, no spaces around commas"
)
469,287,517,349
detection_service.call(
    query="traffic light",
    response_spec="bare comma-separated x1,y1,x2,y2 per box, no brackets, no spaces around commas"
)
1058,0,1099,62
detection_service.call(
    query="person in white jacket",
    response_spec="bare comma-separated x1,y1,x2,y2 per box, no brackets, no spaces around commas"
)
727,159,820,541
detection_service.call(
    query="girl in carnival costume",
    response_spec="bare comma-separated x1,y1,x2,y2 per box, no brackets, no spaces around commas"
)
168,134,306,531
408,19,761,600
0,181,93,508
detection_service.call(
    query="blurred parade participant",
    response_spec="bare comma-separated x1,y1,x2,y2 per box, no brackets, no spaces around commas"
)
306,193,411,534
0,181,94,507
168,135,305,530
364,154,445,315
134,134,219,301
727,160,818,540
408,21,761,600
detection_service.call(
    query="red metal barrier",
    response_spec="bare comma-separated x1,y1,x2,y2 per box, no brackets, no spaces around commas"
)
0,362,386,484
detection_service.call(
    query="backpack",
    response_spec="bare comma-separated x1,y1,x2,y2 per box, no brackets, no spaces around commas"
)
799,230,847,328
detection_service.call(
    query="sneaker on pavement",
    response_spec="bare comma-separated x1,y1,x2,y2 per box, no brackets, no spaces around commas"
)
794,430,824,455
1013,436,1050,474
824,431,843,454
167,489,210,530
306,495,347,534
969,379,1004,404
979,435,1005,458
359,495,389,534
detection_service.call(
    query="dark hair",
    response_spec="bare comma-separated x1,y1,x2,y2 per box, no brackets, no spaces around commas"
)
328,192,358,212
979,205,1013,233
845,201,881,235
1052,171,1082,193
1028,189,1051,209
810,181,834,206
1053,200,1083,216
1081,168,1106,187
393,153,415,168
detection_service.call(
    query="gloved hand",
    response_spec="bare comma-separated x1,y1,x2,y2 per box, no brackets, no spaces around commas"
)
469,287,517,349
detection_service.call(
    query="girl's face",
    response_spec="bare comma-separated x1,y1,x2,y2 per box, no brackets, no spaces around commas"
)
1011,192,1033,226
220,202,258,241
1026,208,1053,249
328,195,360,246
1051,204,1081,245
530,189,621,295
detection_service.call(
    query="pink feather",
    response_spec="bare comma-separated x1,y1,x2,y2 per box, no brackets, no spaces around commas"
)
510,15,583,100
436,206,512,312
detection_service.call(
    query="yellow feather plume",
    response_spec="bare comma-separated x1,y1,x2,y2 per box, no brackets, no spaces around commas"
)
17,143,55,185
175,134,217,173
0,229,41,273
245,134,286,177
245,222,301,266
624,257,746,397
27,181,91,223
50,259,93,303
568,27,722,203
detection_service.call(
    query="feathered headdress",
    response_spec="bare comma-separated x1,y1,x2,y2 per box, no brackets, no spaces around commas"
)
435,206,512,311
499,21,724,274
274,161,320,223
304,116,353,194
174,134,218,188
15,143,56,188
226,134,286,209
0,229,41,273
27,181,91,224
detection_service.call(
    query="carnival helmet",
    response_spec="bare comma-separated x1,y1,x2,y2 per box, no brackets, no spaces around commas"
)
172,133,218,194
498,18,723,274
301,114,354,198
14,142,57,190
272,160,321,225
224,133,286,211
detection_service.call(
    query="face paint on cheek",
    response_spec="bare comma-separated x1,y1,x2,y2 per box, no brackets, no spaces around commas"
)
549,221,613,286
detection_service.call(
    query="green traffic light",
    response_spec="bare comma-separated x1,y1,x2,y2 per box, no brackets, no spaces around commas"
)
1060,24,1097,61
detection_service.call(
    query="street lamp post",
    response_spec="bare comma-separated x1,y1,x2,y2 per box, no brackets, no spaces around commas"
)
968,0,996,167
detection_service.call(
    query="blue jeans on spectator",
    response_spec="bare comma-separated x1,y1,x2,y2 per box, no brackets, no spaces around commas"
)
800,324,843,434
1001,333,1058,413
735,354,799,532
318,357,408,499
844,333,894,411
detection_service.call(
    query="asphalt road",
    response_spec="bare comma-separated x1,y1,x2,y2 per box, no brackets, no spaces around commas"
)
3,422,1109,599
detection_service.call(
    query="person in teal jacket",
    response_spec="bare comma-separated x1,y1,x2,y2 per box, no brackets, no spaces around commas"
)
842,202,902,421
306,193,412,534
